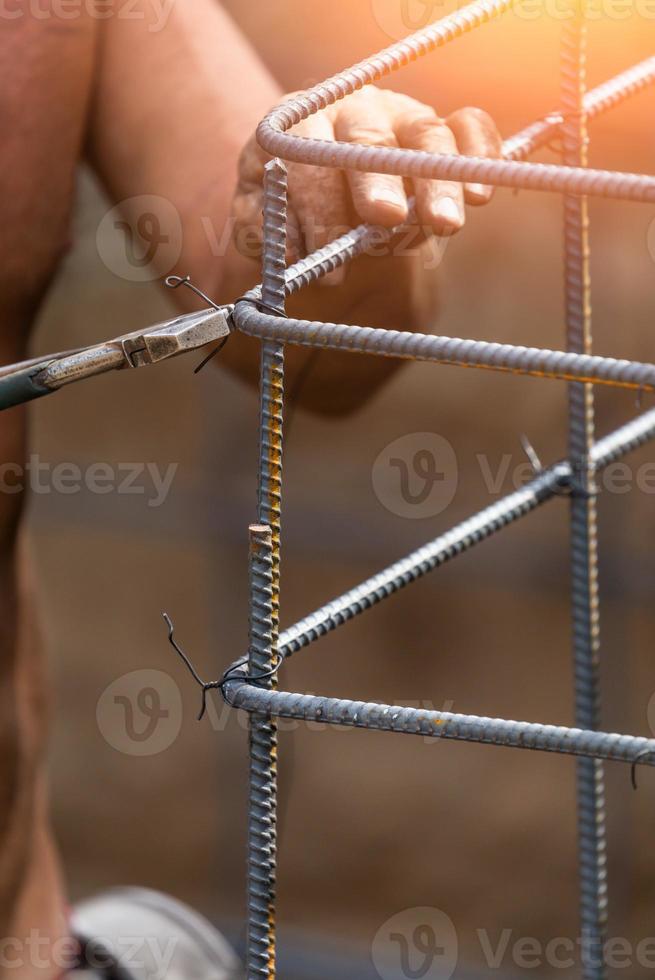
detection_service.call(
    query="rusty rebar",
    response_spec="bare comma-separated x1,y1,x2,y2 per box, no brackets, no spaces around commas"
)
246,160,288,980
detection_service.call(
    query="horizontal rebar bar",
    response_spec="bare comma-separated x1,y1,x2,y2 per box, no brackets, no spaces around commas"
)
261,132,655,204
235,300,655,393
224,680,655,771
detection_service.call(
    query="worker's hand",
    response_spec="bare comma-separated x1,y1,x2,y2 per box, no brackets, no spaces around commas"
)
231,86,502,274
222,87,502,415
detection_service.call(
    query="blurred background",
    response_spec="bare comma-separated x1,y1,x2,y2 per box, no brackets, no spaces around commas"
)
24,1,655,976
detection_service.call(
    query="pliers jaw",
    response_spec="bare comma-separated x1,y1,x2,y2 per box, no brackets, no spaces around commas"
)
0,305,233,411
120,307,232,368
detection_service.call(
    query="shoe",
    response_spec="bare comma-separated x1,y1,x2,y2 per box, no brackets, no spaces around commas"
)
70,887,242,979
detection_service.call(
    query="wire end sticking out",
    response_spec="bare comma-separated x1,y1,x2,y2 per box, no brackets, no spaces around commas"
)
163,276,231,374
164,275,220,311
162,613,287,721
162,612,221,721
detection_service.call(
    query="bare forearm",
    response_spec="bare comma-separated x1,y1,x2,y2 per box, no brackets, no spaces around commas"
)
88,3,499,415
87,0,373,412
89,0,281,302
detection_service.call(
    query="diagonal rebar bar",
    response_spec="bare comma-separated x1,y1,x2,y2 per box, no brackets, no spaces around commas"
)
272,404,655,665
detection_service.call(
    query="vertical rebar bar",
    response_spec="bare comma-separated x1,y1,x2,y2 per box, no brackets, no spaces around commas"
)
561,8,608,979
246,158,288,980
247,523,277,980
258,158,288,611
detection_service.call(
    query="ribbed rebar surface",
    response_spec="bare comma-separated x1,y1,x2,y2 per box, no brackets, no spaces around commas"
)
226,683,655,770
233,60,655,316
247,524,277,980
246,160,288,980
222,2,655,973
236,300,655,392
258,160,288,594
561,10,608,979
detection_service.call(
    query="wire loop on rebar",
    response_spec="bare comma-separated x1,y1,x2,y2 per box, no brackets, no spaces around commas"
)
213,6,655,978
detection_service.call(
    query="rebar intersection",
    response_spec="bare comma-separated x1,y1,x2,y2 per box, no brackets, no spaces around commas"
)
226,2,655,977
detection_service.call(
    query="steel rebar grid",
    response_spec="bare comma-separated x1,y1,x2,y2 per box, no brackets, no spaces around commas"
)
273,56,655,295
233,54,655,394
224,414,655,774
237,58,654,316
223,405,655,775
561,10,607,977
213,400,654,757
255,0,655,204
246,160,288,980
225,1,655,971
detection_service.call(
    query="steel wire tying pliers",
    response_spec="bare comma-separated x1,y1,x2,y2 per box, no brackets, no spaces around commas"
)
0,301,234,412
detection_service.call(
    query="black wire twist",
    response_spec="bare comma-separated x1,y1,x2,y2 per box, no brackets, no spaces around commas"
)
163,613,284,721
